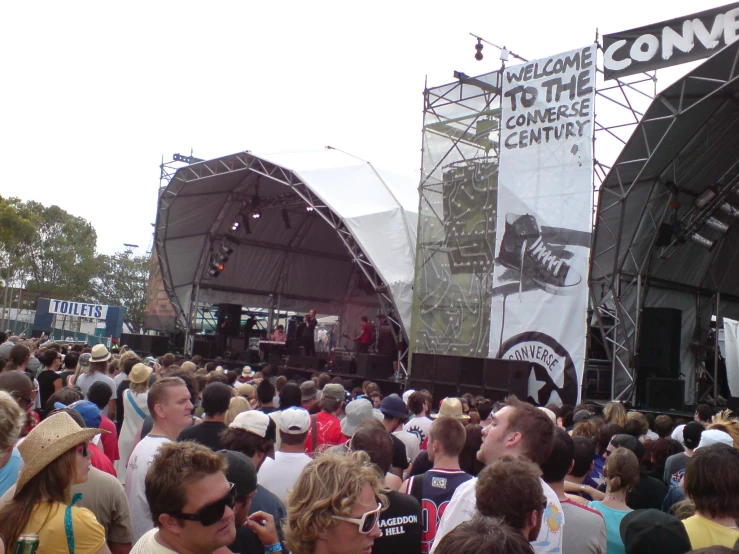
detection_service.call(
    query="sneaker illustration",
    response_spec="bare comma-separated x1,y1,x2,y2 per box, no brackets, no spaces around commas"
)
497,213,581,295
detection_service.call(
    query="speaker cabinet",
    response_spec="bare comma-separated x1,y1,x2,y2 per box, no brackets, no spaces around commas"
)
356,354,392,379
192,339,216,359
408,354,531,407
646,378,684,410
216,304,242,337
638,308,681,374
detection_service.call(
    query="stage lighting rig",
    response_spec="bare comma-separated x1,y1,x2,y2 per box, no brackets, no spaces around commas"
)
475,38,483,61
281,208,292,230
240,212,252,235
306,205,314,212
252,211,262,219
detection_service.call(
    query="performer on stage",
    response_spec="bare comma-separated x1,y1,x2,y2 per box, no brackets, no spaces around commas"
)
303,309,318,356
272,324,287,343
350,316,373,354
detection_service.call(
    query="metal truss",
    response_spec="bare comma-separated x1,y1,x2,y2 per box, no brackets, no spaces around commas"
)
588,45,739,402
156,151,409,373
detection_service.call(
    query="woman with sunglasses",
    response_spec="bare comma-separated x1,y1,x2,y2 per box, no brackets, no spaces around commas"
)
285,450,387,554
0,411,111,554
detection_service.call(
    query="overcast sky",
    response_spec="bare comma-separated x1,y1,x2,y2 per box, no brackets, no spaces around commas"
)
0,0,725,255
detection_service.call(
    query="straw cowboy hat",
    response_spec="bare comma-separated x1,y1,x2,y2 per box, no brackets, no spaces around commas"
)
430,398,470,421
15,411,109,494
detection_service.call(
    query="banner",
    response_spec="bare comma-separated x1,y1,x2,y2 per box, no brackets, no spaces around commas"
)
604,3,739,80
488,45,596,406
723,318,739,397
49,299,108,320
144,248,177,331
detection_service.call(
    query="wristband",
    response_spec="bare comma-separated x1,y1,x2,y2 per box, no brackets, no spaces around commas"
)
264,543,282,553
580,484,586,492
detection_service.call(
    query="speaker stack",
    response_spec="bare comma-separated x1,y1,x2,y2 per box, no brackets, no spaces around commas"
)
637,307,684,409
409,353,531,407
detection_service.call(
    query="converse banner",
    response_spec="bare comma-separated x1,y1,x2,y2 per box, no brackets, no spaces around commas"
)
488,45,595,405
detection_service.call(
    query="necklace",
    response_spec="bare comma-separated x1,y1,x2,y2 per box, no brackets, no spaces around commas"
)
603,494,627,504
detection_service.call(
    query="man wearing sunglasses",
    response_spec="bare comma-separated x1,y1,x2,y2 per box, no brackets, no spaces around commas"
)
0,371,37,436
135,441,237,554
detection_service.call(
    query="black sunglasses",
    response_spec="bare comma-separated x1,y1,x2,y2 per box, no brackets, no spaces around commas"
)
169,483,236,526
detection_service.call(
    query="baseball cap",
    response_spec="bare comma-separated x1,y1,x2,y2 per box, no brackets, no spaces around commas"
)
300,381,318,402
230,410,270,438
58,400,101,429
279,407,311,434
682,421,704,450
220,450,257,498
402,389,415,405
322,383,345,402
573,409,593,423
696,429,734,450
380,395,408,420
619,509,691,554
78,353,92,367
341,399,376,437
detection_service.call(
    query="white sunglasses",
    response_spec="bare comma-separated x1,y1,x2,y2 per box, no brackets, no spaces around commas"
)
333,502,382,534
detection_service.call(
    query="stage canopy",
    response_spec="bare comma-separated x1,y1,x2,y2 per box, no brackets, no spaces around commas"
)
590,42,739,401
155,149,418,347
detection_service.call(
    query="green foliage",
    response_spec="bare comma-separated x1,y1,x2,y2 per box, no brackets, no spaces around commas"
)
0,197,151,333
90,252,150,333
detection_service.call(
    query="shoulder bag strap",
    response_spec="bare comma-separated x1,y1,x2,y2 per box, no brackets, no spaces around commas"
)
311,414,318,453
65,493,83,554
127,389,147,420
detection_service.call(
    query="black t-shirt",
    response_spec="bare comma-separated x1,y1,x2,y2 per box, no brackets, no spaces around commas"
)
229,527,264,554
372,490,422,554
409,451,433,477
391,433,409,470
59,370,75,387
597,470,667,510
37,370,61,411
116,379,132,434
177,420,227,451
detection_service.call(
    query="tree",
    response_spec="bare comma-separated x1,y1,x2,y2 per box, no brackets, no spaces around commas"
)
90,252,150,333
0,197,38,324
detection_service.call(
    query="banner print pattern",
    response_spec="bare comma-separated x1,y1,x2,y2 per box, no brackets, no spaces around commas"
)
488,45,596,406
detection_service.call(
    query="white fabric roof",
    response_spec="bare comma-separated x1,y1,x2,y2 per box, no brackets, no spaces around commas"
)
155,149,419,336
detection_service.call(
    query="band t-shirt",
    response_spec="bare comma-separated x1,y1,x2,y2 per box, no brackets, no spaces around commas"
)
304,412,344,454
371,490,422,554
404,416,433,448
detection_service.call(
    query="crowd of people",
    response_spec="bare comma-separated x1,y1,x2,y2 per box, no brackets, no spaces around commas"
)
1,330,739,554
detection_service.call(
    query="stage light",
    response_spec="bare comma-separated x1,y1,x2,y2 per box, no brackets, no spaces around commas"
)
252,211,262,219
689,232,714,250
281,208,292,230
706,216,729,233
208,260,224,278
474,38,483,61
719,202,739,218
695,189,716,208
306,205,314,212
231,221,240,232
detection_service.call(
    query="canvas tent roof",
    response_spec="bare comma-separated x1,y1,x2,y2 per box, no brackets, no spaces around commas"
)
155,148,419,338
590,41,739,400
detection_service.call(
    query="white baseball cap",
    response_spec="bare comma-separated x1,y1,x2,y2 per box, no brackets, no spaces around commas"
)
695,429,734,450
402,389,415,405
230,410,270,438
279,407,311,434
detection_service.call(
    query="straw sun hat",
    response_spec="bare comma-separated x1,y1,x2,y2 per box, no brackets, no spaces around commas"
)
15,411,108,494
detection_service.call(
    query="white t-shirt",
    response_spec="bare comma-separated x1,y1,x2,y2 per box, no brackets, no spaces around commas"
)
393,429,421,466
672,424,686,445
258,451,312,503
403,416,433,446
429,477,564,554
126,436,170,542
77,372,118,416
131,528,178,554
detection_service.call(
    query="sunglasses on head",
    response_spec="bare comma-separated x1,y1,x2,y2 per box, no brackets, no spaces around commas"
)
169,483,236,527
333,502,382,534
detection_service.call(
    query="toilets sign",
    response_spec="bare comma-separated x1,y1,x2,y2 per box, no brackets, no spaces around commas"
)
604,3,739,80
49,299,109,320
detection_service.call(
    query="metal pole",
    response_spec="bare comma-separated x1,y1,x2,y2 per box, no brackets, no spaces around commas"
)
714,292,720,403
611,274,620,400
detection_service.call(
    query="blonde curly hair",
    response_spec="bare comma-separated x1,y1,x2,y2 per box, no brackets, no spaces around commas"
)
284,450,388,554
0,391,24,457
708,409,739,448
